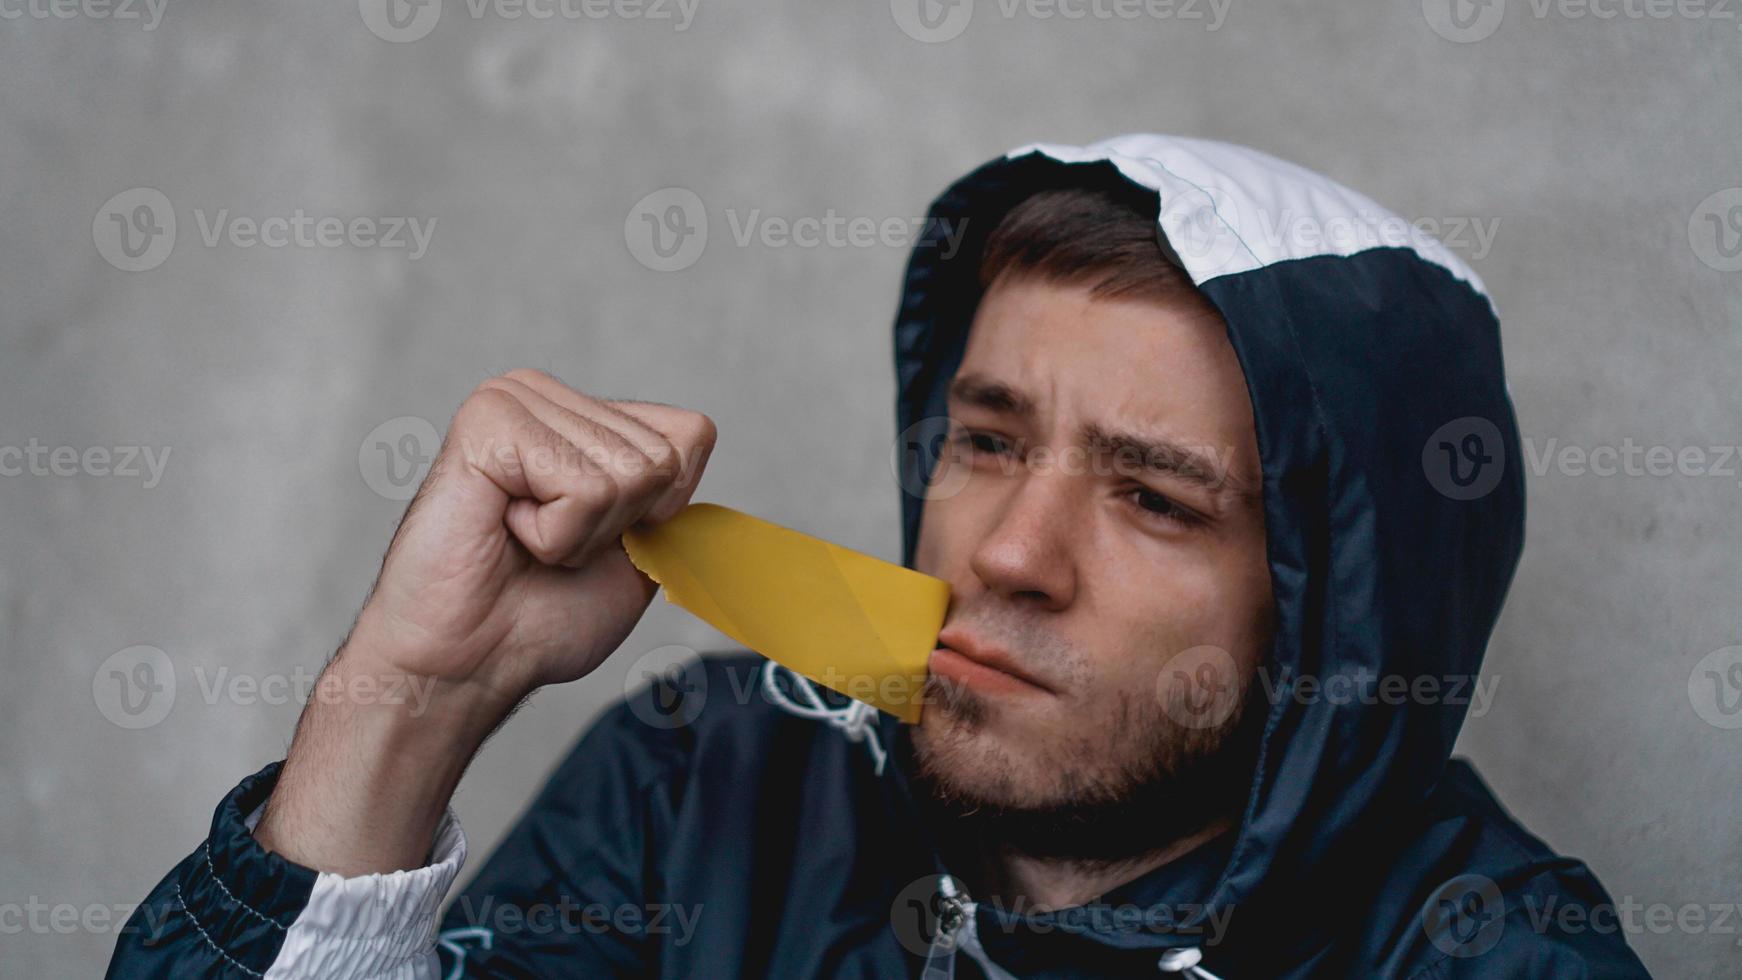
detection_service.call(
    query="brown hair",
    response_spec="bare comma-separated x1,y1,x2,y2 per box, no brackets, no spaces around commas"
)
977,187,1208,308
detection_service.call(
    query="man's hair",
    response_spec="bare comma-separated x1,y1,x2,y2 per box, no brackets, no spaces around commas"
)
977,187,1210,308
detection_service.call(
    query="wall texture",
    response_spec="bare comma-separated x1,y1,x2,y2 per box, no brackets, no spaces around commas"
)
2,1,1738,975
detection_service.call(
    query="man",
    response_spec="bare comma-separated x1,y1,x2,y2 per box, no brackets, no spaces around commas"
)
108,135,1651,978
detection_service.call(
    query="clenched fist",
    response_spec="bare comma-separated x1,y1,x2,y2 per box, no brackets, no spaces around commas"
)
255,370,715,875
349,369,717,707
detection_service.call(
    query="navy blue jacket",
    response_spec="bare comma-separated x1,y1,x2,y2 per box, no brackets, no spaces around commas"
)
108,135,1653,978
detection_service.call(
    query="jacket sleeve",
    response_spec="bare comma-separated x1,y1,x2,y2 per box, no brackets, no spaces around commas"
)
106,761,468,979
109,688,685,980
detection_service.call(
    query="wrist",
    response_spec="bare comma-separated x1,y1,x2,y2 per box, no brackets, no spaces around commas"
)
328,638,522,749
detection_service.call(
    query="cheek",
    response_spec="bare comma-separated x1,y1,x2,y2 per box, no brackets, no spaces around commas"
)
1077,557,1248,671
913,510,968,584
912,489,988,579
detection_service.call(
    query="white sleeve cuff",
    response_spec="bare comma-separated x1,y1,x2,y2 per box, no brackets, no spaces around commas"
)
245,804,468,980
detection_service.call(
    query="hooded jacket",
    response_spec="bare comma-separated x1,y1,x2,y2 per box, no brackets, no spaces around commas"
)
108,134,1653,979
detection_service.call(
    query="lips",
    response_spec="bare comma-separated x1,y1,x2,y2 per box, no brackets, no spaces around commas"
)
931,625,1055,695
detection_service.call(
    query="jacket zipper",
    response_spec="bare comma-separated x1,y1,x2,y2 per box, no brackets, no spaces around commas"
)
921,876,971,980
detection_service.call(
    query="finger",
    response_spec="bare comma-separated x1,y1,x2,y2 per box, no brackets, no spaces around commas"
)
479,377,667,556
498,371,714,525
607,400,718,524
451,384,623,567
501,369,679,479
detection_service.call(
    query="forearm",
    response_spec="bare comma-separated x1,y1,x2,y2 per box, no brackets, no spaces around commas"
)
253,639,515,877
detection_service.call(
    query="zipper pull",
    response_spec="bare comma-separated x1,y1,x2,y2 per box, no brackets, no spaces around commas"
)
920,875,969,980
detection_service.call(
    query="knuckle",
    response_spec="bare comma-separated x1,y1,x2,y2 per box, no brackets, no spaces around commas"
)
454,384,518,431
471,374,520,398
640,437,677,476
502,367,559,389
684,411,719,452
570,471,620,516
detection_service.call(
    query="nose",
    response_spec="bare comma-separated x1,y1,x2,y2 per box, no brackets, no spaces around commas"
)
967,467,1079,610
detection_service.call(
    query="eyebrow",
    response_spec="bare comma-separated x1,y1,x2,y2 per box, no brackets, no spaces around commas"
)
946,373,1253,498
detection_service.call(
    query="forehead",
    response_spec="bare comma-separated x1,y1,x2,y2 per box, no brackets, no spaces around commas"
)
958,278,1259,458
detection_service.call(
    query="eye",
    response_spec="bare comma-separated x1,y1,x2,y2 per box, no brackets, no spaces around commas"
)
956,429,1015,457
1128,486,1202,528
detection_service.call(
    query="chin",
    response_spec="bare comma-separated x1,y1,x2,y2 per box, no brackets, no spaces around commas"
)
911,698,1060,809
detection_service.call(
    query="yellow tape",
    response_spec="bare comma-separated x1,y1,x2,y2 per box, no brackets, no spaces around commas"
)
622,503,949,723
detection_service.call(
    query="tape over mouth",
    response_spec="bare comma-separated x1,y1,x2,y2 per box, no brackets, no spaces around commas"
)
621,503,950,723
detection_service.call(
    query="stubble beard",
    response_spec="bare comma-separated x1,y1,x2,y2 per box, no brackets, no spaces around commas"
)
908,670,1264,868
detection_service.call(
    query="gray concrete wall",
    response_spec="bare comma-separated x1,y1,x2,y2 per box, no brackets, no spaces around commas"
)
2,2,1738,975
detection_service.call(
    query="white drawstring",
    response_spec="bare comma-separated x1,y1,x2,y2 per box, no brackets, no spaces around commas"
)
761,661,888,775
1156,947,1223,979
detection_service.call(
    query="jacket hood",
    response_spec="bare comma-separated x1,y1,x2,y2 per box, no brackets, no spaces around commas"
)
885,134,1526,964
